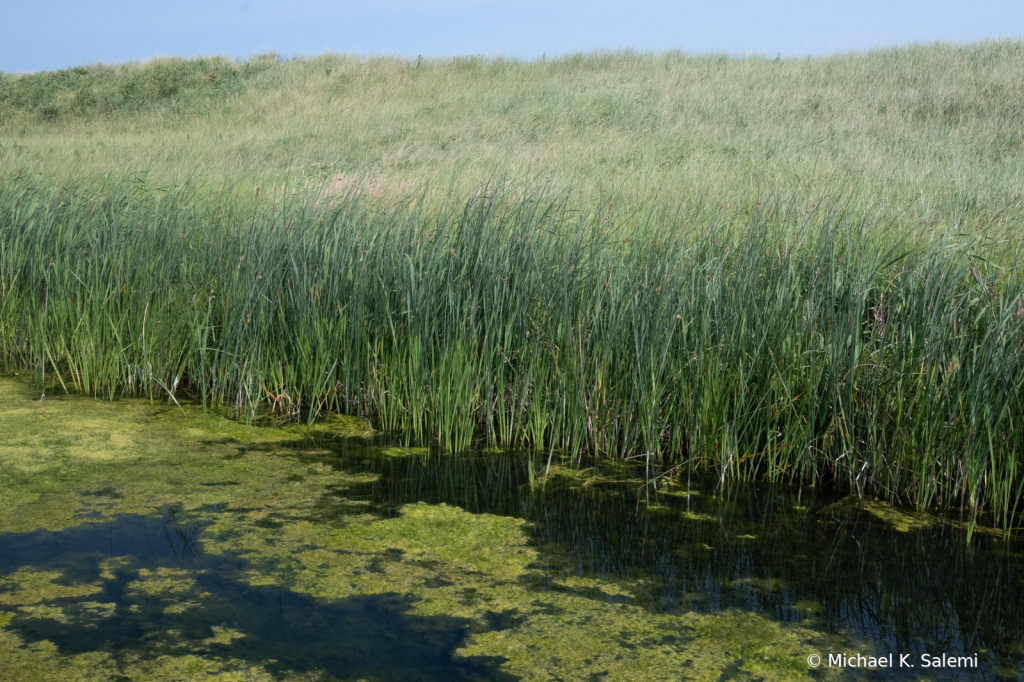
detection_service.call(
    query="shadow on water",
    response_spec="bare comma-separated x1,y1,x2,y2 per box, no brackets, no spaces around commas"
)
3,435,1024,680
306,438,1024,681
0,508,512,681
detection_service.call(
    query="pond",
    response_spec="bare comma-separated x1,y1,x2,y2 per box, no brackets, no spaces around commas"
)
1,376,1021,681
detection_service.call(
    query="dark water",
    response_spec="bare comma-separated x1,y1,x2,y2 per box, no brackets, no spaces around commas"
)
316,442,1024,681
0,508,512,681
3,440,1023,681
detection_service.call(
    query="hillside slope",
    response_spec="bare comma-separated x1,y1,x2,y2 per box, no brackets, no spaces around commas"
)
1,42,1023,224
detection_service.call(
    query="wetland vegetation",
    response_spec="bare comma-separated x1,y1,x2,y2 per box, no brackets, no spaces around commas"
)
1,171,1022,531
1,41,1023,680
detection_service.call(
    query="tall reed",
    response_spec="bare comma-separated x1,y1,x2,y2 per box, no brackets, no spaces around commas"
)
1,174,1022,529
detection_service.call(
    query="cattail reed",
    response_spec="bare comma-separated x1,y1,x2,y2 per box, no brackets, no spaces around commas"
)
1,174,1021,530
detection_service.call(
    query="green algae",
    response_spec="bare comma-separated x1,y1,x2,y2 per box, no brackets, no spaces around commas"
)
679,510,717,522
534,462,645,492
0,376,376,535
98,556,132,580
17,605,71,624
552,576,634,598
0,376,861,681
857,499,936,533
126,568,208,599
203,626,247,646
643,504,719,524
658,488,699,499
458,604,841,682
823,495,1008,537
728,577,785,593
0,563,310,682
0,625,289,682
0,568,102,605
330,503,536,580
376,446,428,458
119,564,211,616
79,601,118,620
201,503,538,598
162,601,204,615
200,500,846,681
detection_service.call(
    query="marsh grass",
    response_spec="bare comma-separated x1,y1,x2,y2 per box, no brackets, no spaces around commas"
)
3,41,1024,227
1,173,1021,530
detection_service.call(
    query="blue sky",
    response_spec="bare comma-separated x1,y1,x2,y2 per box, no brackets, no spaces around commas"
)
2,0,1023,73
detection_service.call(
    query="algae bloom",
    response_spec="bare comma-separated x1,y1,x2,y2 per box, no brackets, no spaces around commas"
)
2,378,1022,680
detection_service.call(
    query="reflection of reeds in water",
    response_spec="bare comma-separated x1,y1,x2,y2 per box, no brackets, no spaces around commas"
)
1,174,1022,529
334,446,1024,669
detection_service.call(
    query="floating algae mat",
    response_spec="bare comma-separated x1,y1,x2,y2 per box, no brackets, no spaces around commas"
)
2,378,1023,681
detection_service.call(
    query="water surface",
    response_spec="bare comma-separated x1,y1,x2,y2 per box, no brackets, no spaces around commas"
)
1,382,1021,681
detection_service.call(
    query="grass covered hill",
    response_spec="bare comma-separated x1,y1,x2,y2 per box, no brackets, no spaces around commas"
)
2,41,1024,224
1,43,1023,529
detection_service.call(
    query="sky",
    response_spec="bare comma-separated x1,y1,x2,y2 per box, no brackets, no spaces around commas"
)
2,0,1023,73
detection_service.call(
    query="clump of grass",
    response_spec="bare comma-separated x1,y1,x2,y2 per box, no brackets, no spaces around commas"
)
1,174,1022,530
0,54,277,124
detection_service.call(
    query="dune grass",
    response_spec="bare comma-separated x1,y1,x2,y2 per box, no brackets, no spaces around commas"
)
2,41,1024,226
